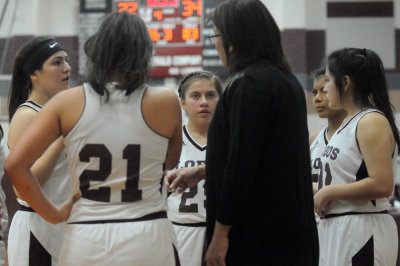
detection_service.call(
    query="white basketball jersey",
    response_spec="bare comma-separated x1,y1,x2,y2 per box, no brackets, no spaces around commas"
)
310,126,328,184
168,125,206,224
16,101,71,206
318,109,397,215
64,83,169,222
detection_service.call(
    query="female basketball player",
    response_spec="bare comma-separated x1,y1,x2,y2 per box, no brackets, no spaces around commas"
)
310,68,346,193
314,48,399,265
167,71,222,266
5,11,182,265
7,36,71,265
168,1,319,265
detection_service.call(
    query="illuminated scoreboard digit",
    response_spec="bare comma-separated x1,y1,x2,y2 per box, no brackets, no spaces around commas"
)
116,0,203,76
116,0,202,46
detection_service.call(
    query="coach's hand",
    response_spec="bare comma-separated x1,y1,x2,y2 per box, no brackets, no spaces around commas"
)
206,221,230,266
165,165,205,193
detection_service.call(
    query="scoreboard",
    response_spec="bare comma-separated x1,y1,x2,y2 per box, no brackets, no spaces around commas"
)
116,0,203,76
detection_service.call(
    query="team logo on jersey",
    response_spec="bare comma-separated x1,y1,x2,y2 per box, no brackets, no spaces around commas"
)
322,145,340,160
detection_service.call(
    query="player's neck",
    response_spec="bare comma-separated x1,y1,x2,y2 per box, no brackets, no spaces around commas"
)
28,90,49,106
187,122,208,146
327,118,342,139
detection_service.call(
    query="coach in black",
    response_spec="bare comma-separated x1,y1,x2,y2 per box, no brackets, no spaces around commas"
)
167,0,319,265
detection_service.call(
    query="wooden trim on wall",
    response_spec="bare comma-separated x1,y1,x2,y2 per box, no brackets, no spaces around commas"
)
328,1,393,17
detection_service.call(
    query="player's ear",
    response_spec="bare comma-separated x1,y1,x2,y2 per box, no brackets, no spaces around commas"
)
342,75,351,93
30,70,39,81
180,98,186,110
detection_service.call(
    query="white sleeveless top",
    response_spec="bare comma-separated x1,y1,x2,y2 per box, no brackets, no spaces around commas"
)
15,101,70,207
64,83,169,222
318,108,397,215
168,125,206,224
13,101,71,258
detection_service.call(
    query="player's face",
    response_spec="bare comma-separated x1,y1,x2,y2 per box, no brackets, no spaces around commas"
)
312,77,340,119
181,79,220,127
213,27,227,68
323,67,341,110
31,51,71,98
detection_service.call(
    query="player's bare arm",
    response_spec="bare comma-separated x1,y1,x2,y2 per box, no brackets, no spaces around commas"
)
5,92,81,223
143,87,182,170
8,107,65,189
314,112,395,217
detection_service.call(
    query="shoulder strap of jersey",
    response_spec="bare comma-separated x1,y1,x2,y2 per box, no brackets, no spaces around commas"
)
18,100,42,112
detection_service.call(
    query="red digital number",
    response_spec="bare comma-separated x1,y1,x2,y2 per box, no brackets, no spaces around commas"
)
182,0,202,17
147,0,178,7
117,2,138,14
163,29,173,41
148,29,161,42
148,28,173,42
153,10,163,21
182,28,199,41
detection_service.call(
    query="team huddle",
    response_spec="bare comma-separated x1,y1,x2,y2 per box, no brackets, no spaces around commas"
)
0,0,398,265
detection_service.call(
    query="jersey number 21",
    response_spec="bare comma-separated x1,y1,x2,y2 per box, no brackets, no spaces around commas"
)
79,143,142,203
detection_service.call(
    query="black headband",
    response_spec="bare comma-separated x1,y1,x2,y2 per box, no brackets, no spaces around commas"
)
178,71,209,95
22,40,66,76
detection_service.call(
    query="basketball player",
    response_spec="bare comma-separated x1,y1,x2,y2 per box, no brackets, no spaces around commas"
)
310,68,346,194
5,11,182,265
314,48,399,265
6,36,71,266
168,71,222,266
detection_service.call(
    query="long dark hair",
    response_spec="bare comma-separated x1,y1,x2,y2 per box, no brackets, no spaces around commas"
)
84,11,153,100
210,0,291,75
8,36,55,121
327,47,400,145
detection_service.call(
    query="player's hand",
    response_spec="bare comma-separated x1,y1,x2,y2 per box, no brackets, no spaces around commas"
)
56,192,81,223
314,186,331,218
165,166,204,193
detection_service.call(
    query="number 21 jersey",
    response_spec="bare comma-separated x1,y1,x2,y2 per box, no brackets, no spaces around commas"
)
318,109,396,215
64,83,169,222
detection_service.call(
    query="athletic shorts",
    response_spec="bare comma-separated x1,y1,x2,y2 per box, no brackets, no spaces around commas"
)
173,224,206,266
8,210,59,266
318,213,398,266
59,217,180,266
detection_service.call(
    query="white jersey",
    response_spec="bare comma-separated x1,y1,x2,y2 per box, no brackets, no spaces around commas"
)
310,125,328,184
318,109,396,215
168,125,206,224
17,101,71,207
64,83,169,223
8,101,71,265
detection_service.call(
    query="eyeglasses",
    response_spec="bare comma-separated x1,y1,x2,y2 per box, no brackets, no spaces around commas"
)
207,34,221,43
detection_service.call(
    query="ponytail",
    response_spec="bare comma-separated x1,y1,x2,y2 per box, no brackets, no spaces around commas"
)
360,49,400,146
8,63,31,121
328,48,400,146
